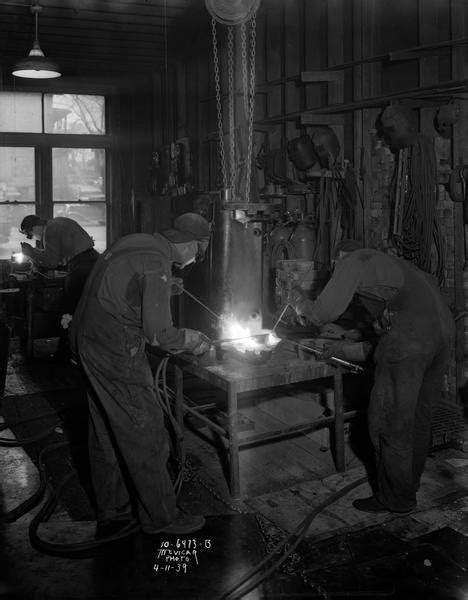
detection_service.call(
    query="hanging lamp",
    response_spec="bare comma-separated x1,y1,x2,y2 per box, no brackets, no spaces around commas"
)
12,3,61,79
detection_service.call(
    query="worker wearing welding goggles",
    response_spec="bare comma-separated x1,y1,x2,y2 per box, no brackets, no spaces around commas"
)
290,240,454,515
69,213,211,539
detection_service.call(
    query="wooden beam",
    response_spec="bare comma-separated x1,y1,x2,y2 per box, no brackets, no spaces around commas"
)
0,13,169,34
301,70,344,83
0,24,166,46
300,113,344,126
298,80,468,114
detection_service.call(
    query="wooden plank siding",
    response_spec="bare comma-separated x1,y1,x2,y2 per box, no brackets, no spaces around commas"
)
146,0,464,405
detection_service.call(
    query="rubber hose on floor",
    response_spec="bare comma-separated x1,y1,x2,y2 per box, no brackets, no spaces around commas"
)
1,440,81,523
216,475,368,600
28,470,140,557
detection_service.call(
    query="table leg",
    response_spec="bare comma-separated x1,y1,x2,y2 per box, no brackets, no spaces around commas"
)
174,364,184,430
334,368,345,472
26,287,34,359
227,382,241,499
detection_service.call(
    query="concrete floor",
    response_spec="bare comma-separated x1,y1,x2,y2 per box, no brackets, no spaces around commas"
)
1,341,468,599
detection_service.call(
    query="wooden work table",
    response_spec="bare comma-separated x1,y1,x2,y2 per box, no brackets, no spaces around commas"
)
150,343,359,499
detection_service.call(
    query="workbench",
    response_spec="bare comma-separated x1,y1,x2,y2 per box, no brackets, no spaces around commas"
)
7,271,66,358
166,347,359,499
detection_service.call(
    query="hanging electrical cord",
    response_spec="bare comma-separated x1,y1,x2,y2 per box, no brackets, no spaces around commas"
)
391,135,445,285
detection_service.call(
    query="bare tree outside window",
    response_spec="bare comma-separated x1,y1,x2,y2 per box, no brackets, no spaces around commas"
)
45,94,105,135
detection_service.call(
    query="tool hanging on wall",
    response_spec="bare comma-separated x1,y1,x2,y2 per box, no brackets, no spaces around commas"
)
285,125,361,267
207,0,259,203
390,133,445,285
448,164,468,268
435,101,460,139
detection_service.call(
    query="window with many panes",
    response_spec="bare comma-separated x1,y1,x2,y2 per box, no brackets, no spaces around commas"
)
0,92,108,259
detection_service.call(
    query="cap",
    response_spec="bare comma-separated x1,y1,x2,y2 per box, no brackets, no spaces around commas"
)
20,214,41,235
162,212,211,244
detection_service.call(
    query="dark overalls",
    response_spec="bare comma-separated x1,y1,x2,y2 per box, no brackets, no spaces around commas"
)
300,249,455,512
63,248,99,314
69,234,185,530
369,259,454,511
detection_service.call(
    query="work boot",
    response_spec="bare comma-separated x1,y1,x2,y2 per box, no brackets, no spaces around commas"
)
353,496,415,515
95,518,138,540
142,512,206,536
352,496,388,513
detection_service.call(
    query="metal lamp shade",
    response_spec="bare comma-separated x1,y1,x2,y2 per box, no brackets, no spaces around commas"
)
12,42,61,79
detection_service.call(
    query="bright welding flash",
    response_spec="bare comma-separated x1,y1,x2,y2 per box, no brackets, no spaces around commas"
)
12,252,25,264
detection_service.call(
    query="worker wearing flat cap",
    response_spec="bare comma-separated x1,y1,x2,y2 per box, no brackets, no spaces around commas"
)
291,240,454,515
69,212,211,539
19,215,100,358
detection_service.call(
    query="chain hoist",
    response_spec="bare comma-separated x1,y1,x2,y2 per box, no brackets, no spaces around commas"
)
227,26,236,193
212,17,228,190
209,2,259,203
245,13,256,203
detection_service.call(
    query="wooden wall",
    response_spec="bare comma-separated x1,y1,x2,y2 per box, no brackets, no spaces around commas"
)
146,0,468,399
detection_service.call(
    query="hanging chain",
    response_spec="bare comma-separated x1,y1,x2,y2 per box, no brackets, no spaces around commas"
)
183,456,250,515
212,14,257,201
227,26,236,195
245,14,257,203
212,18,228,189
240,22,249,118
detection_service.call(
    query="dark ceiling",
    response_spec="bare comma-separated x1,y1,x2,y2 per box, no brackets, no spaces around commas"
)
0,0,208,76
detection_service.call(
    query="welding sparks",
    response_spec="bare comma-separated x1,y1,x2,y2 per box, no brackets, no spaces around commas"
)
219,315,281,354
11,252,25,264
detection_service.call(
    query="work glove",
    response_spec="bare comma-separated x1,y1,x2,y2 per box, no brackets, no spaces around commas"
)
287,286,312,316
182,328,211,356
20,242,33,257
60,313,73,330
318,341,348,361
170,277,184,296
287,286,318,329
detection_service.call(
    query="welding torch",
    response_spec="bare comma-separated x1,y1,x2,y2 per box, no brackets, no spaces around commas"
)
285,339,365,374
174,282,364,374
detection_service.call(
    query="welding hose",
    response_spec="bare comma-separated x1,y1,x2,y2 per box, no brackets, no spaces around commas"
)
217,475,368,600
0,408,82,447
1,360,185,553
153,356,186,497
28,469,140,557
2,439,89,525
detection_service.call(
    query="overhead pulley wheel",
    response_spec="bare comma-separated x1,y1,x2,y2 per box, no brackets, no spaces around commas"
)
205,0,261,25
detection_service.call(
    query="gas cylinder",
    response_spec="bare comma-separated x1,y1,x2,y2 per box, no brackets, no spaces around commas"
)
269,223,294,246
290,222,316,260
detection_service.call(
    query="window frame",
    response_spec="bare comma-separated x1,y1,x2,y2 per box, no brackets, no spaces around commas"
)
0,91,112,247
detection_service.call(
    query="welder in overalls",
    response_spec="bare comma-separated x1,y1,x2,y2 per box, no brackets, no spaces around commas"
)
19,215,100,359
291,240,454,514
69,213,211,538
